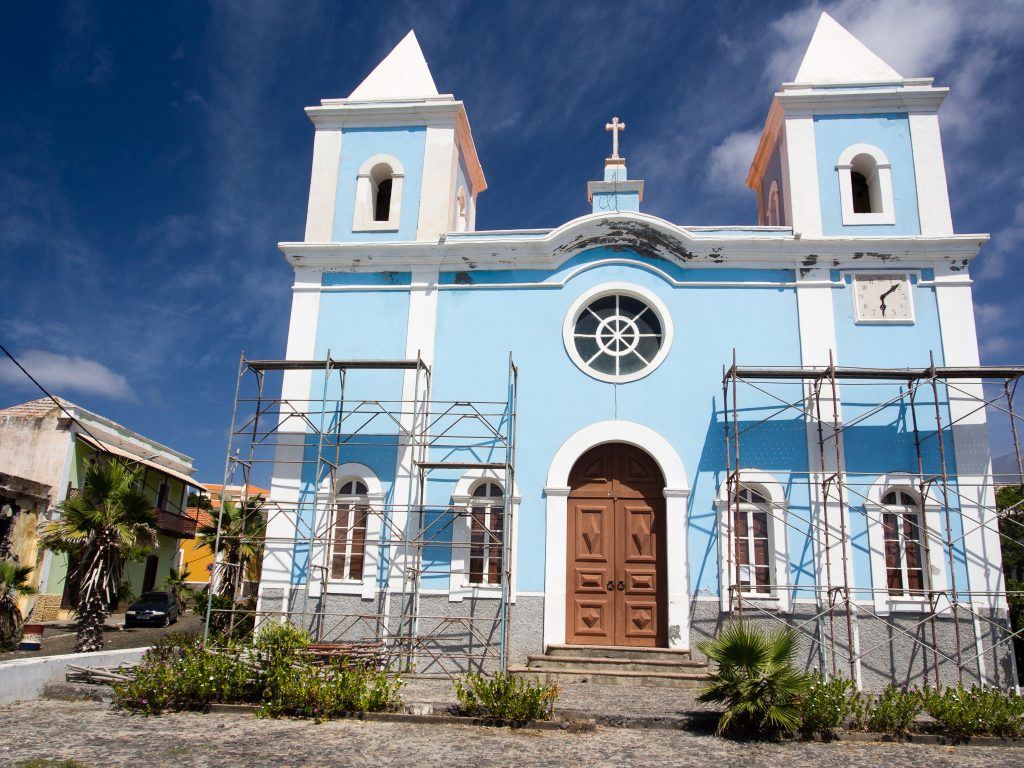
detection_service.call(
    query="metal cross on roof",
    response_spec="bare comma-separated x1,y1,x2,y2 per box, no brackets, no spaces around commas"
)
605,116,625,160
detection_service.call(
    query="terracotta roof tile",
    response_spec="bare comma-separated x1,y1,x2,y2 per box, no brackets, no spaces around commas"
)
0,396,77,419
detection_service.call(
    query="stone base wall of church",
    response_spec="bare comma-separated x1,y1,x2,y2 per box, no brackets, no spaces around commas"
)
688,599,1017,690
255,587,544,674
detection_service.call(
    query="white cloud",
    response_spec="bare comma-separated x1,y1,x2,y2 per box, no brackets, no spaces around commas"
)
977,199,1024,281
707,130,762,192
0,350,134,401
974,302,1007,331
764,1,1024,141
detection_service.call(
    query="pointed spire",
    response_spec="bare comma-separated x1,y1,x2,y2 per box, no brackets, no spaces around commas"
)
349,31,440,100
794,12,902,85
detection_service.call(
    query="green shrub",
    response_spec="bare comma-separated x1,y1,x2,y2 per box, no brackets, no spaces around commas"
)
114,626,402,720
923,685,1024,740
854,685,923,735
454,673,558,724
798,673,858,738
253,620,311,653
259,661,404,721
114,640,253,714
697,622,810,736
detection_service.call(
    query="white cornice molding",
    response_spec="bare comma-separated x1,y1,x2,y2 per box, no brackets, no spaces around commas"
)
305,96,486,194
587,179,644,203
280,211,987,272
776,85,948,114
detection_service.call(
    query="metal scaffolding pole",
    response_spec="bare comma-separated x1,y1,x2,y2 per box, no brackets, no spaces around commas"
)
203,354,517,677
719,356,1024,690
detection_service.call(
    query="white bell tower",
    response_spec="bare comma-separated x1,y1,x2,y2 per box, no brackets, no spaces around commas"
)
301,31,486,244
747,13,952,238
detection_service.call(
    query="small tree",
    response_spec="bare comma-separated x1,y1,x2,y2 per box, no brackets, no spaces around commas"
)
697,622,810,736
40,459,156,652
197,496,265,599
187,492,213,511
0,560,36,650
164,567,191,613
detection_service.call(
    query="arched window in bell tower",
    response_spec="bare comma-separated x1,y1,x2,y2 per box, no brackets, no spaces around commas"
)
851,169,871,213
372,165,393,222
836,144,894,225
354,154,405,231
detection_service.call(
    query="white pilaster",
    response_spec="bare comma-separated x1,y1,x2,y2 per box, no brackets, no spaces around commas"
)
259,268,323,601
783,114,823,237
387,267,440,589
933,265,1004,609
304,129,342,242
542,486,570,649
415,127,456,241
796,268,847,590
664,488,691,649
908,113,953,237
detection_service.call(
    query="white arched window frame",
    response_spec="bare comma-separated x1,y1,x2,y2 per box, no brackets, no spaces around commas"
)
455,186,468,233
309,463,385,599
836,143,895,225
449,469,521,602
715,470,791,612
864,474,948,614
353,154,405,232
767,180,781,227
562,282,675,384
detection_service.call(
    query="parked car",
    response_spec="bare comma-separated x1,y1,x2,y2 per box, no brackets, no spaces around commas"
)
124,591,179,628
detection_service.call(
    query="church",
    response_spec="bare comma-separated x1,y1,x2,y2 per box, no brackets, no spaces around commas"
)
247,13,1017,689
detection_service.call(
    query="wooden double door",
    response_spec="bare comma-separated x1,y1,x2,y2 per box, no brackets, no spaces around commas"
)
567,443,667,647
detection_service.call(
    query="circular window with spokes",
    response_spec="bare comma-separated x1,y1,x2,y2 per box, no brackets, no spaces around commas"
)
563,283,673,383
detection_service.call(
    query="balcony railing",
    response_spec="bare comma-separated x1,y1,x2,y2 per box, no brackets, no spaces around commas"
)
64,486,197,538
155,508,197,538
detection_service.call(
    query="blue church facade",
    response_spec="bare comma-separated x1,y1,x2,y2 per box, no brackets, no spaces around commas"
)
255,14,1014,689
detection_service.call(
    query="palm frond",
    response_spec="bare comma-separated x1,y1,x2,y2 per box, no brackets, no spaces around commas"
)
698,621,810,736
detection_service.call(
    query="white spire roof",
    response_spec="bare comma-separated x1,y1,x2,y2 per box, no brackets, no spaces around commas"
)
348,30,440,100
794,12,902,85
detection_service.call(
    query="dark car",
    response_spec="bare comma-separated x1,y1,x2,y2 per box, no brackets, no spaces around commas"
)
124,591,179,628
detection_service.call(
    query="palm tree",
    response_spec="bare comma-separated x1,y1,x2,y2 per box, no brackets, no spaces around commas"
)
197,495,265,599
163,566,191,613
0,559,36,650
39,459,156,652
697,622,810,736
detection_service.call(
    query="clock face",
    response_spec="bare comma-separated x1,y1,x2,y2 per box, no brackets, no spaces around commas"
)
853,274,913,323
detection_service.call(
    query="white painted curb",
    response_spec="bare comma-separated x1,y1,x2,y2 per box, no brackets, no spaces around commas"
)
0,646,149,705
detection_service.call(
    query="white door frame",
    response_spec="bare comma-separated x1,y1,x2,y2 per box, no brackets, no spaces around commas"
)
543,420,691,650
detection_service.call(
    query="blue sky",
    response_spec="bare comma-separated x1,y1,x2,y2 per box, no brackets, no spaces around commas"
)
2,0,1024,480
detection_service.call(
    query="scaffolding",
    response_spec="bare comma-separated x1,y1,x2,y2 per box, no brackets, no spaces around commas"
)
722,351,1024,690
203,353,518,676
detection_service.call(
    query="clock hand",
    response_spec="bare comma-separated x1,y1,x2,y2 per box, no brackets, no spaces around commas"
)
879,283,900,316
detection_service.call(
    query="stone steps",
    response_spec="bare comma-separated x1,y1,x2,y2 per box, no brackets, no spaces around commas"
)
543,644,696,662
526,654,707,673
512,644,710,689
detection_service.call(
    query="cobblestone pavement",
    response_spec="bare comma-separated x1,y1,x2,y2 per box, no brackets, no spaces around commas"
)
0,614,202,661
3,699,1024,768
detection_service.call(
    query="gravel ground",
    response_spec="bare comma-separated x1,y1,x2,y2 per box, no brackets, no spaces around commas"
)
2,699,1024,768
0,614,203,661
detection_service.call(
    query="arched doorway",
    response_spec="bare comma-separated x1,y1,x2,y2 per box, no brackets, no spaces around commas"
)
566,443,667,647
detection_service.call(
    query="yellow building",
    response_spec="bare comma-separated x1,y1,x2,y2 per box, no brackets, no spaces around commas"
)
178,483,268,595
